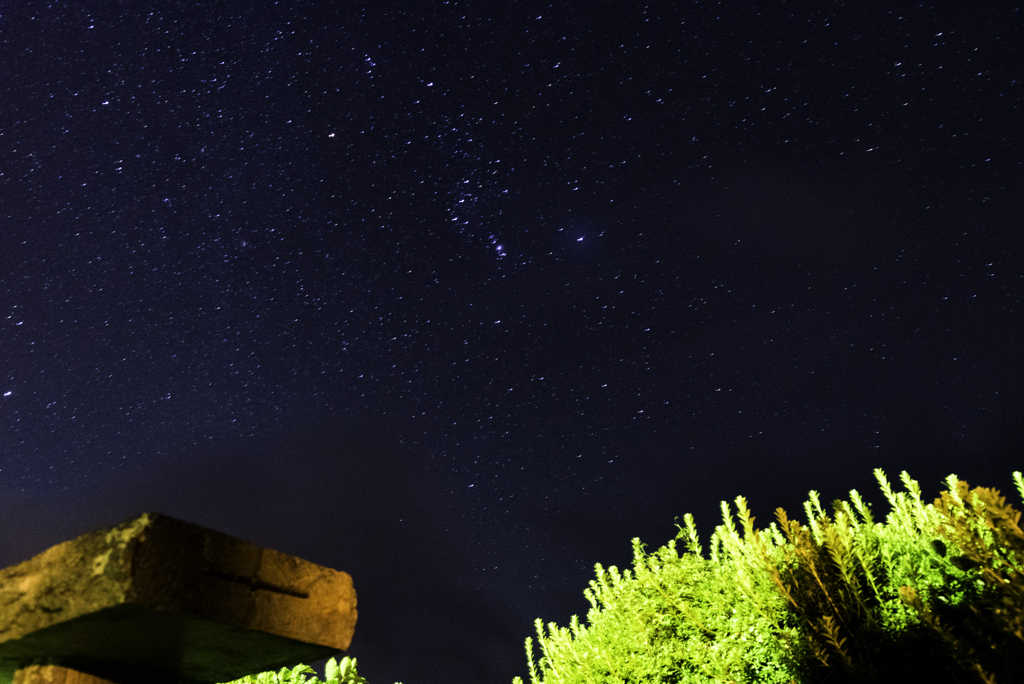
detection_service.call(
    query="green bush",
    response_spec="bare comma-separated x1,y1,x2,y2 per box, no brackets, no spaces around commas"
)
513,469,1024,684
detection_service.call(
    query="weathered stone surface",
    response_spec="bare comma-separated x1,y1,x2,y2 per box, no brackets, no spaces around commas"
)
14,665,114,684
0,512,357,684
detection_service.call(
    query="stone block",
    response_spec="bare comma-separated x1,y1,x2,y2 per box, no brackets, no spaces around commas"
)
0,512,357,684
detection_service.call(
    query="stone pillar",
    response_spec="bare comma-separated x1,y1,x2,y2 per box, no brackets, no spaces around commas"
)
14,666,117,684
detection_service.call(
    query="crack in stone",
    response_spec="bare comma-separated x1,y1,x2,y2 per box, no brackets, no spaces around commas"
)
200,570,309,599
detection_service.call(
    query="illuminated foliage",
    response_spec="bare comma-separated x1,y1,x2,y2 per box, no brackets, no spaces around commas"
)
513,469,1024,684
222,657,385,684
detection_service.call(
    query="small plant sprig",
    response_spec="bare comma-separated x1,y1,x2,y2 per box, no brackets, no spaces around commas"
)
222,656,401,684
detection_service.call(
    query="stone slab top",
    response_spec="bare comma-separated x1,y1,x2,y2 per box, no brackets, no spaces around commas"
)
0,512,357,684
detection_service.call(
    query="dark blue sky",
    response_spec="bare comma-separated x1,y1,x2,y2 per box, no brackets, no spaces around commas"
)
1,3,1022,684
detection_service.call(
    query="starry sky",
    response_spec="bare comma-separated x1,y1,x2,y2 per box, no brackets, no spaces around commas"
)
1,2,1022,683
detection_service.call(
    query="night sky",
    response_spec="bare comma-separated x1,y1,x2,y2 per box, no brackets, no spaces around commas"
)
2,2,1022,683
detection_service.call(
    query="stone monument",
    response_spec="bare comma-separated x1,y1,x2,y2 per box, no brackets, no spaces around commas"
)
0,512,357,684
